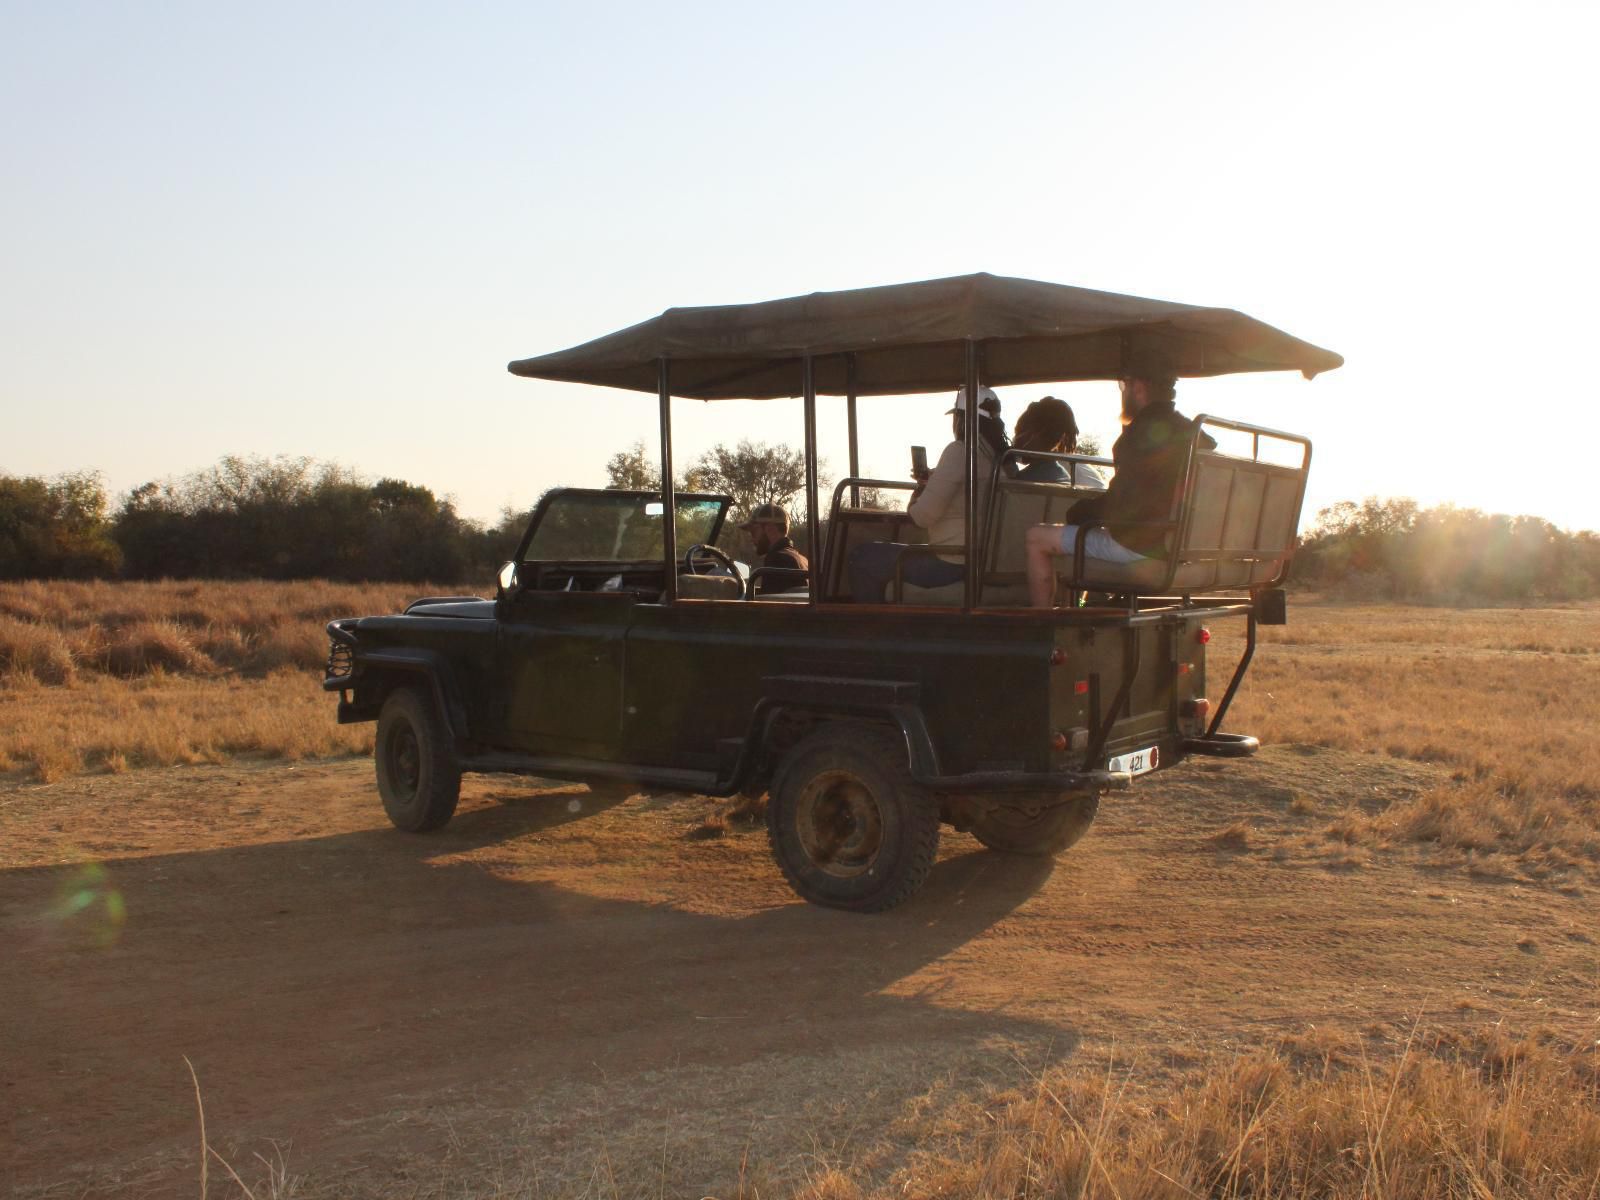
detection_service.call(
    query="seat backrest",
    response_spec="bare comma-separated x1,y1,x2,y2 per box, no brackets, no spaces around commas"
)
1058,416,1310,596
984,480,1097,579
819,506,925,601
1174,450,1307,589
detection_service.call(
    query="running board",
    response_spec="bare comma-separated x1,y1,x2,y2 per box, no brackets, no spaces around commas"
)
459,752,725,794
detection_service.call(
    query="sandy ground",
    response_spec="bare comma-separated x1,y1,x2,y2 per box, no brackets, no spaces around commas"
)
4,747,1597,1197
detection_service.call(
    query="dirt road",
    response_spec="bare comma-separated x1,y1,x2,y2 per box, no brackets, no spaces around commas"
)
4,748,1596,1197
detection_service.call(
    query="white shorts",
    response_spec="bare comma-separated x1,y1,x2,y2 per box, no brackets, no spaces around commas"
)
1054,525,1147,563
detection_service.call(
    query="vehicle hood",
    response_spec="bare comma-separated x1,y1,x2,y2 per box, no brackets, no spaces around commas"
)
402,597,496,619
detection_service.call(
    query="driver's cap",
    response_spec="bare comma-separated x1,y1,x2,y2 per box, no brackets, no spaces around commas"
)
739,503,788,532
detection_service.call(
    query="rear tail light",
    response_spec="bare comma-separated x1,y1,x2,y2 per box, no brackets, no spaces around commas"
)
1050,728,1091,753
1196,627,1212,645
1180,698,1211,720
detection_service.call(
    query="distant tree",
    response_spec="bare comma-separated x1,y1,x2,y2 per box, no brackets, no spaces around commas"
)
689,440,808,524
1076,434,1103,456
605,442,659,491
0,471,121,579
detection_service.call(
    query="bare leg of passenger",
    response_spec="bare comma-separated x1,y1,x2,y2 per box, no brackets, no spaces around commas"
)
1025,525,1062,608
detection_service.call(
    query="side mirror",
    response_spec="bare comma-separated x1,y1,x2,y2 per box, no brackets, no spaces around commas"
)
497,561,518,593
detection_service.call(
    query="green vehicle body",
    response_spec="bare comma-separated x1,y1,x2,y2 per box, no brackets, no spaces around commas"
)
325,486,1273,911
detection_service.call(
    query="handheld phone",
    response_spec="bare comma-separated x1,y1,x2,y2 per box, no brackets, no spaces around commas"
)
910,445,930,481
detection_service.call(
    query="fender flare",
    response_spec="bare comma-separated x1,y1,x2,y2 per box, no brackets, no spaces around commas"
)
357,649,471,748
736,676,941,791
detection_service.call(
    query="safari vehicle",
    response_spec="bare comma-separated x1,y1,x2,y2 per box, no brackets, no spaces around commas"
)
324,273,1340,911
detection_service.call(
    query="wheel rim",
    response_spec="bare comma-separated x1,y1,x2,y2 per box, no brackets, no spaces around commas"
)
387,722,421,800
794,769,885,879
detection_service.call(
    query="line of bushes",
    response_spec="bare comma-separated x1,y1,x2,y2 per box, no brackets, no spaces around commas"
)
1,459,520,583
1293,498,1600,602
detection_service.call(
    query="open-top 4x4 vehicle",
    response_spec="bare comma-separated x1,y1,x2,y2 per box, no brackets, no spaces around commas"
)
325,273,1341,911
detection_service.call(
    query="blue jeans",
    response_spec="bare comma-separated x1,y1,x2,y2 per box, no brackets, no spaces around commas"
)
848,541,965,603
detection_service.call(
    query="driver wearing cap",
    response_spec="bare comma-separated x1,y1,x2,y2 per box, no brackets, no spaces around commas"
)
741,503,809,595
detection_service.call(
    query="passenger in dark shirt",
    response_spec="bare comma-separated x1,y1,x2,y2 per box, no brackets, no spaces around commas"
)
1024,370,1212,607
740,503,809,594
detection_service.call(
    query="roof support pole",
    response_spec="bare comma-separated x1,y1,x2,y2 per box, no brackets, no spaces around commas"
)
846,353,860,508
658,357,676,604
962,339,980,611
802,354,820,608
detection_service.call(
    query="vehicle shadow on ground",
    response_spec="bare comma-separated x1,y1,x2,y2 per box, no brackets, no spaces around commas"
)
2,785,1078,1194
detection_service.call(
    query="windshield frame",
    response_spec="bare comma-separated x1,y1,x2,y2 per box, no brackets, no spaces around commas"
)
513,487,732,566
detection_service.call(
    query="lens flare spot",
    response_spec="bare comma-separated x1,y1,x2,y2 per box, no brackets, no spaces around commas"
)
49,860,127,947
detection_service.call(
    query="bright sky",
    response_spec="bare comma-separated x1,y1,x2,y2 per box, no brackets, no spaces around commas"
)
4,1,1597,532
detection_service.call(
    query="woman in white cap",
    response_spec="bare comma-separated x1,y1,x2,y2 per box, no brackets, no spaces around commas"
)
848,386,1008,602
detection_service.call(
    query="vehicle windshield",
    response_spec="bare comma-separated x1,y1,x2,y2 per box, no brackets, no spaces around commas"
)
523,490,727,562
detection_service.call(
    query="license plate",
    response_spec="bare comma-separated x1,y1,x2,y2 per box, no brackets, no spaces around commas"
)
1107,744,1160,776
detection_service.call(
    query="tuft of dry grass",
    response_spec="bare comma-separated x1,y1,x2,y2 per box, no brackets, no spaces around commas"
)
1208,820,1253,850
690,792,769,840
0,615,77,684
100,619,214,677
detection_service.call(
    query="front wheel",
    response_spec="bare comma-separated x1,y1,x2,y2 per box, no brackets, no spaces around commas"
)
766,724,939,912
969,792,1098,856
375,688,461,832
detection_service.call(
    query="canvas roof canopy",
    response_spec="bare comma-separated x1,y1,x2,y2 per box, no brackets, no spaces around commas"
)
507,272,1343,400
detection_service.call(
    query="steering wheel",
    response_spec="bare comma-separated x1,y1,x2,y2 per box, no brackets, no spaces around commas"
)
682,543,739,576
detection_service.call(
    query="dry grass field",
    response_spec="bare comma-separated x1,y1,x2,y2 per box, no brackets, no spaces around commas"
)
0,580,443,780
4,584,1599,1198
1222,604,1600,875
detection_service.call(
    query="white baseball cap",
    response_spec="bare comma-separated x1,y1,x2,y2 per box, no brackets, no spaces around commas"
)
947,385,1001,417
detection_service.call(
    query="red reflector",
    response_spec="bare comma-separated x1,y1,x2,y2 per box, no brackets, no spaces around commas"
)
1050,731,1068,752
1177,662,1192,676
1049,648,1067,667
1074,679,1089,695
1197,627,1212,645
1181,698,1212,719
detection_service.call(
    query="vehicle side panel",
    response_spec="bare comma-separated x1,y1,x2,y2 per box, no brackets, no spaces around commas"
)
495,591,634,757
619,604,1057,776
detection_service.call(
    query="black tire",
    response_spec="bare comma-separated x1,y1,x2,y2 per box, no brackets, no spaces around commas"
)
969,792,1098,856
766,724,939,912
374,688,461,832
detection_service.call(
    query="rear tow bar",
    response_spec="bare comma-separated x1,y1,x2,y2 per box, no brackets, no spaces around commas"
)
1182,732,1260,758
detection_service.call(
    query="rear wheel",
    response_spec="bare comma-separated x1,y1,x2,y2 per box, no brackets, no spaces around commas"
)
766,724,939,912
969,792,1098,856
375,688,461,832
